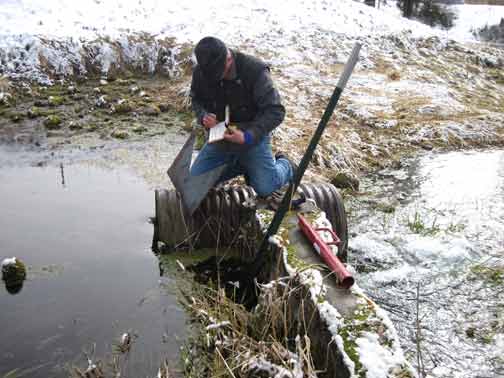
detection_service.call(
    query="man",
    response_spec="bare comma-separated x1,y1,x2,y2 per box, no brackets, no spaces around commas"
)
189,36,294,197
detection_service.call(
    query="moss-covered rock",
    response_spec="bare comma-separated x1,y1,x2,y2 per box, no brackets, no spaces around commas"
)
85,124,99,132
112,100,132,114
111,129,130,139
27,106,43,118
95,95,108,108
68,121,83,130
8,111,24,123
2,257,27,288
48,95,64,106
133,125,148,134
44,115,62,129
330,171,360,191
0,92,12,106
129,85,140,94
143,104,160,116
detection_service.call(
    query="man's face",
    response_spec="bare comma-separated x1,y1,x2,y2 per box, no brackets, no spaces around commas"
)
222,51,233,80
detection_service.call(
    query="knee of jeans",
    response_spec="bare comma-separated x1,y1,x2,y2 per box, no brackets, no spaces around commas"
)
252,177,281,197
189,165,199,177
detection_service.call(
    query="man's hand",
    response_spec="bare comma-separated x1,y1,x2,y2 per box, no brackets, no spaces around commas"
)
202,113,217,129
223,127,245,144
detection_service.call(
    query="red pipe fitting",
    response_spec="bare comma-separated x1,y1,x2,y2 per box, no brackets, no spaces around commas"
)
297,214,354,289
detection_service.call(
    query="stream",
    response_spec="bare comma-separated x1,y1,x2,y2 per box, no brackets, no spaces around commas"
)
348,149,504,378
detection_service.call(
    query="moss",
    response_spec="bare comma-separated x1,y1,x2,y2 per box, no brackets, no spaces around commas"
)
48,95,64,106
111,129,130,139
194,128,206,150
8,111,25,123
86,124,99,132
27,106,43,118
487,68,504,85
285,244,310,271
466,327,476,338
2,258,27,288
338,300,397,378
143,104,161,116
113,78,133,86
112,100,133,114
157,248,240,276
43,84,66,96
256,209,274,228
69,122,83,130
74,105,85,114
330,172,360,191
133,125,148,133
159,103,171,112
470,264,504,285
43,115,62,129
177,112,195,131
375,202,396,213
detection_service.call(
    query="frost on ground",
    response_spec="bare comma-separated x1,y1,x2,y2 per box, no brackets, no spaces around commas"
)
346,150,504,378
1,0,504,181
1,1,504,377
273,210,417,378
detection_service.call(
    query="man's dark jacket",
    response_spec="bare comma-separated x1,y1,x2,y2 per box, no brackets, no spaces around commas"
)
190,50,285,149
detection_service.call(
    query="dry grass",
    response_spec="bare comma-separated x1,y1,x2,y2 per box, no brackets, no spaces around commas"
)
0,75,10,92
180,275,317,378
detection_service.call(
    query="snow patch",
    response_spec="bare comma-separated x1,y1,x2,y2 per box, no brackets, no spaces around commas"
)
1,257,17,268
350,234,401,264
403,234,472,264
356,332,405,378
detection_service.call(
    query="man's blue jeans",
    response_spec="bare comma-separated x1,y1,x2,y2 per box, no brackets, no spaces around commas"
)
190,135,293,196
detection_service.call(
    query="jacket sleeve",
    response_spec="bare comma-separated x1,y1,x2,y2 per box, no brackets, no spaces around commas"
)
239,69,285,143
190,70,208,126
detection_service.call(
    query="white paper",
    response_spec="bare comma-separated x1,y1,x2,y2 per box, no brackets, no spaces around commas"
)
208,121,227,143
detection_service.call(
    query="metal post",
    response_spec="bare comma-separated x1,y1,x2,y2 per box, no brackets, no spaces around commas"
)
251,42,361,276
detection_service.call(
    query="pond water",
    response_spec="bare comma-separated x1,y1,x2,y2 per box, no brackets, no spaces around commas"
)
0,148,186,377
348,149,504,378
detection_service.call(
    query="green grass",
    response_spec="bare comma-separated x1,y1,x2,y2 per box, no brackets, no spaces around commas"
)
407,211,440,236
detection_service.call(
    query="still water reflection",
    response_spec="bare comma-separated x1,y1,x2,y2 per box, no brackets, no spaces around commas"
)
0,162,185,377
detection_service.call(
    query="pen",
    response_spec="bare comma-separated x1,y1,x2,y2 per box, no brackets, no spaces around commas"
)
225,105,230,128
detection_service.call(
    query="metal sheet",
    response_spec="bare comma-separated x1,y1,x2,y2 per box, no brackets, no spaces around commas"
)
167,132,227,215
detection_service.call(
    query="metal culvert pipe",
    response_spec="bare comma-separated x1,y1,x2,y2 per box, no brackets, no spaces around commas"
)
154,186,258,254
154,182,347,261
298,183,348,261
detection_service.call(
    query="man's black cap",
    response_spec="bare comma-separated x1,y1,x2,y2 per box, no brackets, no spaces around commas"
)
194,37,227,83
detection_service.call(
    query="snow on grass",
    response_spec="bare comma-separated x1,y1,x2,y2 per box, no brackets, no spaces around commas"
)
356,332,405,378
350,233,401,264
277,210,415,378
0,0,439,82
403,234,472,263
447,4,504,41
0,0,437,42
368,264,429,283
